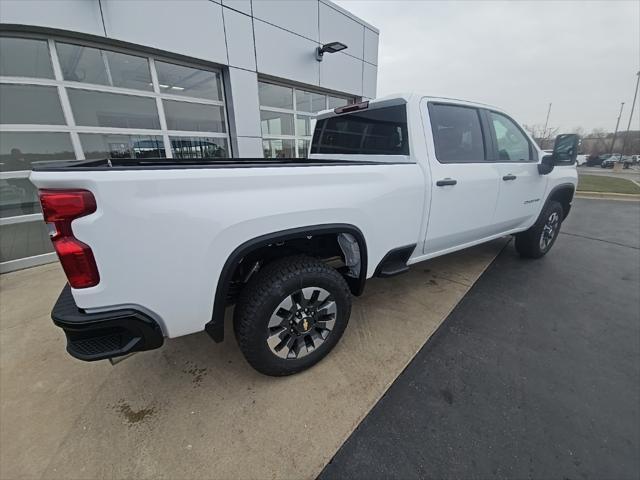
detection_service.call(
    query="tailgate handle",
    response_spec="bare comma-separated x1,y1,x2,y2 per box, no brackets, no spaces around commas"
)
436,178,457,187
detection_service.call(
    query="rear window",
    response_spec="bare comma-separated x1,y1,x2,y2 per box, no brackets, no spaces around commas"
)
311,105,409,155
428,103,485,163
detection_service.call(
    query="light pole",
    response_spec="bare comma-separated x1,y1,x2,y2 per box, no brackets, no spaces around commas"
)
543,102,552,148
609,102,625,157
620,71,640,157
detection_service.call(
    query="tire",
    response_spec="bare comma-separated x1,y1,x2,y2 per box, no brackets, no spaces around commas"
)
233,255,352,376
515,200,564,259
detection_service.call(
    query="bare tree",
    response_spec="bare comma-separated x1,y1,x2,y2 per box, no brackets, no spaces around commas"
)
523,124,559,149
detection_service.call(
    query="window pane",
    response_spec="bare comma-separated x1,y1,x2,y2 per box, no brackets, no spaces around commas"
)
57,43,107,84
80,133,165,159
297,139,310,158
163,100,226,132
156,61,222,100
263,139,295,158
296,115,311,136
258,82,293,109
328,96,349,109
0,132,75,171
105,50,152,91
0,221,54,262
260,111,294,136
311,105,410,155
170,136,229,158
68,89,160,129
296,90,326,113
0,37,53,78
490,112,531,162
0,84,65,125
428,104,485,163
0,177,40,217
57,43,153,91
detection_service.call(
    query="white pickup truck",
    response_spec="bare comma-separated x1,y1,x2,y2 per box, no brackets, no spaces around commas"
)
30,94,579,376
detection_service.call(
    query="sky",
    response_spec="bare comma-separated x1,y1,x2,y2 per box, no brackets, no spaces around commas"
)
334,0,640,133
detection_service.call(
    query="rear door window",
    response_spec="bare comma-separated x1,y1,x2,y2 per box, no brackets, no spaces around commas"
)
428,103,486,163
311,105,409,155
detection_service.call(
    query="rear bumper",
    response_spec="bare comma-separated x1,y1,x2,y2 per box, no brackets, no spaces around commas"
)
52,285,164,361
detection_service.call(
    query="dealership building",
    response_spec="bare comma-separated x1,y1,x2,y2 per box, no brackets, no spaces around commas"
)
0,0,379,272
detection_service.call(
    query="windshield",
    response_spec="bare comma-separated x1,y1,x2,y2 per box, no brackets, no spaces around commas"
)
311,105,410,156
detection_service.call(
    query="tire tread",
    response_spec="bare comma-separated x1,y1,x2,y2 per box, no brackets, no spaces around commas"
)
234,255,351,376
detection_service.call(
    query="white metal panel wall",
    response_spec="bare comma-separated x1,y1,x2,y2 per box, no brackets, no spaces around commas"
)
0,0,105,36
363,62,378,99
100,0,228,64
251,0,319,42
320,52,363,96
223,7,256,71
253,19,320,87
319,2,365,60
226,67,261,138
364,28,379,65
222,0,252,15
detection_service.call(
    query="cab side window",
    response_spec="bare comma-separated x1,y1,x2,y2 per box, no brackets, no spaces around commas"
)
428,103,485,163
489,111,532,162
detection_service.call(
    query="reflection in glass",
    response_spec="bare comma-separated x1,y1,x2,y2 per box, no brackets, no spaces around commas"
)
0,37,53,78
0,132,75,171
57,43,153,91
68,89,160,129
258,82,293,109
0,220,54,262
80,134,165,160
328,96,349,109
0,177,40,217
263,139,295,158
260,111,294,136
296,115,311,136
156,61,222,100
163,100,226,133
170,137,228,159
0,84,65,125
296,91,326,113
297,139,310,158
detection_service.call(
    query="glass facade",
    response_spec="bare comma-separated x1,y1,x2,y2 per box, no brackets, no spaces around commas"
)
0,35,229,271
258,81,352,159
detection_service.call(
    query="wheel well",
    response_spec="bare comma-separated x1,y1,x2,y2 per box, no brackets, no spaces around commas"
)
206,225,367,343
548,185,575,219
227,232,361,300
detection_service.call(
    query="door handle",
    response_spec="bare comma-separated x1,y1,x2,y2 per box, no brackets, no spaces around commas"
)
436,178,457,187
502,174,517,181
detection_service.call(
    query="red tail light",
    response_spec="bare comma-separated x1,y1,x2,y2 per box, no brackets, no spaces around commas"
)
39,189,99,289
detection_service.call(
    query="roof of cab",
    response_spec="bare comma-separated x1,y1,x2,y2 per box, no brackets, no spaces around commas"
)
315,93,501,120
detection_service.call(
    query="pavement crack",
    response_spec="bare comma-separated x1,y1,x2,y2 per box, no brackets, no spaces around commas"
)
560,231,639,250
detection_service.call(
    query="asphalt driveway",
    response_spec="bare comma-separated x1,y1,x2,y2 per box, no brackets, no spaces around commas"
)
320,198,640,480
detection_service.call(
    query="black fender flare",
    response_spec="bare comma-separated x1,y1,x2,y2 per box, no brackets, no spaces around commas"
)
545,182,576,219
205,224,368,342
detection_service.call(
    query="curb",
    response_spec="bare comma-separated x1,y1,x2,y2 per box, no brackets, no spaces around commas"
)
576,191,640,201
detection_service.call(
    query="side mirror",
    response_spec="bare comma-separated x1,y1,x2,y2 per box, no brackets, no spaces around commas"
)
552,133,579,163
538,133,580,175
538,154,554,175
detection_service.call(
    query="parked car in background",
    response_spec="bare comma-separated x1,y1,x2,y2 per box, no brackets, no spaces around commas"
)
585,154,606,167
601,154,623,168
601,157,616,168
576,154,588,166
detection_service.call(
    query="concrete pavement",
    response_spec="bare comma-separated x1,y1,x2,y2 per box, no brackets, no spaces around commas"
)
0,238,505,479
